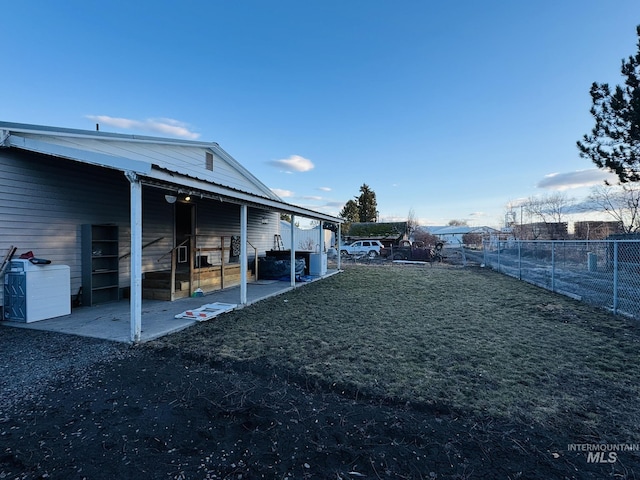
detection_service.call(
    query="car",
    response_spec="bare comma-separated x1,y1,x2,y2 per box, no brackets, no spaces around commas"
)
339,240,384,258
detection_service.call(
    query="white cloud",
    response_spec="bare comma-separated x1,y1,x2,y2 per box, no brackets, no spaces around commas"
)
505,197,529,209
302,195,323,201
537,169,618,191
268,155,314,172
86,115,200,140
318,186,332,192
270,188,294,198
379,215,407,222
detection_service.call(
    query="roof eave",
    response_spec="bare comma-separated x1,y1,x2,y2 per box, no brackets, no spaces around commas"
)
4,133,151,174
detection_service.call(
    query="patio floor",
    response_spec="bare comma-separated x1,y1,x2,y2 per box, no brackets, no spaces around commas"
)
1,271,340,343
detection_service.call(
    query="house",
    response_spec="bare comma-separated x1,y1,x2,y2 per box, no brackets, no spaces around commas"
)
421,225,498,246
0,121,341,341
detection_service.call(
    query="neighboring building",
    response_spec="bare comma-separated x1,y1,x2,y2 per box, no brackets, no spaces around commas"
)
514,222,569,240
0,121,341,341
421,225,498,246
573,221,624,240
341,221,408,246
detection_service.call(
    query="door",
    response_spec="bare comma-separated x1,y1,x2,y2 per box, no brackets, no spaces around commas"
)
175,202,194,274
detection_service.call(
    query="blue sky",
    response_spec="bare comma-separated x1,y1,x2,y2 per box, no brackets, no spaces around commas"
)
2,1,639,227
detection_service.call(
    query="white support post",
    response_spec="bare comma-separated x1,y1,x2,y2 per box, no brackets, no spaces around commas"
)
318,221,324,253
240,204,248,305
126,171,142,343
290,215,296,286
337,223,341,270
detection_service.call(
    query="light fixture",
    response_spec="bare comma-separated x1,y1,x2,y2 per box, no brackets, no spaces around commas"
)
261,217,269,225
185,194,191,202
165,194,178,204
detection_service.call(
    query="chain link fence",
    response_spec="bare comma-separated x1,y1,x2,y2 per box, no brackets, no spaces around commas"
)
480,240,640,319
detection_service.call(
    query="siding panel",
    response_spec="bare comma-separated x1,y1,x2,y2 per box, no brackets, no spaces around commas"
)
0,149,130,305
20,134,275,198
0,147,285,308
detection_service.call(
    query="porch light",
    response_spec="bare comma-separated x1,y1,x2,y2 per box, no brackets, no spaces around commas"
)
261,217,269,224
165,194,178,204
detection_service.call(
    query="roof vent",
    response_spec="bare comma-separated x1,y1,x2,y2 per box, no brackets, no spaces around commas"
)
206,152,213,171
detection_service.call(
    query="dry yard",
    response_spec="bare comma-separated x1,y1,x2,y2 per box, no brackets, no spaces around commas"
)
1,263,639,479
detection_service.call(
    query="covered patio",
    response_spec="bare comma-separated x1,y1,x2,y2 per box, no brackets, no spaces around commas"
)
0,122,344,343
1,271,339,343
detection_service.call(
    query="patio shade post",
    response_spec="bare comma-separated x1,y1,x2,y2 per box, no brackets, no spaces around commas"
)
337,223,341,270
240,204,247,305
125,171,143,343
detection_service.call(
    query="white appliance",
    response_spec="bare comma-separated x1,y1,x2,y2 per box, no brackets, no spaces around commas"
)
3,259,71,323
309,253,327,276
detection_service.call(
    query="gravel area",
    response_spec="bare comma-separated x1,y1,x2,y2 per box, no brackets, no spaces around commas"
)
0,326,134,413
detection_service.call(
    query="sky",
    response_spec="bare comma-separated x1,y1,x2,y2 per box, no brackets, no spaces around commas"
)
2,0,640,228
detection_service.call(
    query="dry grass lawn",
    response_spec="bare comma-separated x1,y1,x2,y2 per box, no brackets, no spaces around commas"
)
155,263,640,441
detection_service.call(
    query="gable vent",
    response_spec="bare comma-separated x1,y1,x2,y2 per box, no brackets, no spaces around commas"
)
206,152,214,171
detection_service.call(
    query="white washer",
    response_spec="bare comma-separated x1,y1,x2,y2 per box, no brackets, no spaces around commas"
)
3,259,71,322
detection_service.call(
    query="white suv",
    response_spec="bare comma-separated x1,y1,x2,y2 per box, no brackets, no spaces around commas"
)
340,240,383,258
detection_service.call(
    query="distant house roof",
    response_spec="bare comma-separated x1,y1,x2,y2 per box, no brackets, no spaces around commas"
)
0,121,341,224
421,225,498,236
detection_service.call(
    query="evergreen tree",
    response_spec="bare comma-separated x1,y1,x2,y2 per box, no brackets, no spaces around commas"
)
577,25,640,183
357,184,378,222
339,199,360,222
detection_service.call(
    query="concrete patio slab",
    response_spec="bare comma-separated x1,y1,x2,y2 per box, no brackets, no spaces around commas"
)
1,271,340,343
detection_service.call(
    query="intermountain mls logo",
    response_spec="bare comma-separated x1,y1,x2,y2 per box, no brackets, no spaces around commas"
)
567,443,640,463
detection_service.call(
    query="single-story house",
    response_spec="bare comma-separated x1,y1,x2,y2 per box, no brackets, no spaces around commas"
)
0,121,342,342
420,225,498,246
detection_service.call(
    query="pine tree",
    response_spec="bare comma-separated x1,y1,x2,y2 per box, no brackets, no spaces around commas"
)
339,199,360,222
577,25,640,183
357,184,378,222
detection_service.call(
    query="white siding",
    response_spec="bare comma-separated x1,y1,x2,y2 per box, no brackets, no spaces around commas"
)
18,134,275,199
0,149,130,303
139,188,176,273
195,204,278,264
0,148,281,306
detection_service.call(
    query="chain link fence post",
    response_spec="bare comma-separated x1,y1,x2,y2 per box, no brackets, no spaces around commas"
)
613,241,618,314
551,242,555,292
518,240,522,280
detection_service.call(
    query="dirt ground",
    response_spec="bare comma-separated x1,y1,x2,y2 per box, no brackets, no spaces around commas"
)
0,342,635,479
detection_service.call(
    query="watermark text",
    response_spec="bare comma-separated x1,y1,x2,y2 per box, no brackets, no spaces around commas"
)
567,443,639,463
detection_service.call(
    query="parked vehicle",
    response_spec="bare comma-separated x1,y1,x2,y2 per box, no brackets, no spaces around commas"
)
380,240,443,262
340,240,383,258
